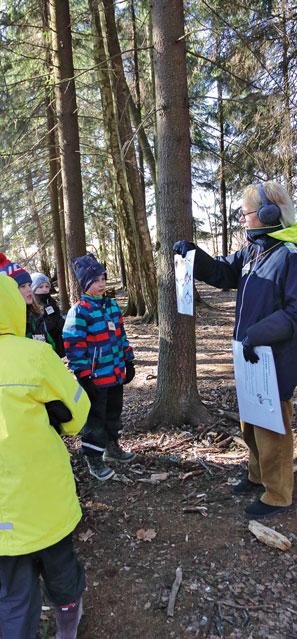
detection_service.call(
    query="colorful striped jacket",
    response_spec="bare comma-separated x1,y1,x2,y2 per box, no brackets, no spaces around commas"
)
63,295,134,388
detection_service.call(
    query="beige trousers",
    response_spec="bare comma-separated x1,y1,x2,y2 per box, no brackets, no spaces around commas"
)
241,400,294,507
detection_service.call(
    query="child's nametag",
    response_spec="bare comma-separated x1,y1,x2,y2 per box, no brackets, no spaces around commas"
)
108,321,116,331
242,262,251,276
45,305,55,315
33,334,46,342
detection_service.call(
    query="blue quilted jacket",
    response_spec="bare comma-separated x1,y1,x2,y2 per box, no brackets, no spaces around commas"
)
193,227,297,400
63,295,134,388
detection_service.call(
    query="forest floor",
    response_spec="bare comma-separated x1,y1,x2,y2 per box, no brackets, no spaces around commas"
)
40,284,297,639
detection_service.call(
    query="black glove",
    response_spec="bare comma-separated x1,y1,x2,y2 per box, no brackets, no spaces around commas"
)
45,400,72,434
124,360,135,384
173,240,196,258
79,377,98,401
242,336,259,364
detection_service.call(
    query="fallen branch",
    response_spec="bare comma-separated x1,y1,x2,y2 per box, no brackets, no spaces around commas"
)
167,566,183,617
182,506,208,517
196,457,213,475
216,436,233,448
249,520,292,551
158,433,166,446
285,607,297,617
180,470,203,481
219,599,274,612
161,436,194,453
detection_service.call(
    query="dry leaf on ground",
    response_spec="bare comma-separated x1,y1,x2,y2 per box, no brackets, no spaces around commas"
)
150,472,168,483
136,528,157,542
79,529,95,543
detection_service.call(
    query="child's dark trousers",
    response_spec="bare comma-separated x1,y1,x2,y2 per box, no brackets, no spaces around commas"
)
0,534,85,639
81,384,123,455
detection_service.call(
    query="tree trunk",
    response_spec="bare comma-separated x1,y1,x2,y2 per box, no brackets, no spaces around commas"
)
57,167,70,292
217,78,228,257
0,205,5,251
101,0,157,320
128,89,156,187
26,169,50,276
144,0,210,428
89,0,144,315
41,0,69,312
147,5,160,243
281,0,293,195
45,92,70,312
48,0,86,302
117,230,127,288
131,0,145,198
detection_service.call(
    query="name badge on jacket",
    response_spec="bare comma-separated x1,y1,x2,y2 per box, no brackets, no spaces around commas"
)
45,305,55,315
108,321,116,331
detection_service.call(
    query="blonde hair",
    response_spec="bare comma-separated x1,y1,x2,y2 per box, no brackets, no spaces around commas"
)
243,181,296,228
29,295,43,316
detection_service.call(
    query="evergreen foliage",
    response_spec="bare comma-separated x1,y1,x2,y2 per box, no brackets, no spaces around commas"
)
0,0,296,272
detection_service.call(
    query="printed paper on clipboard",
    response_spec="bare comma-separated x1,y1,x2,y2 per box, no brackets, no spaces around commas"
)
174,250,195,316
232,340,285,434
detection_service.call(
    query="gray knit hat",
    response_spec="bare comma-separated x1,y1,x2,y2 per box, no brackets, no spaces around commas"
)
31,272,50,293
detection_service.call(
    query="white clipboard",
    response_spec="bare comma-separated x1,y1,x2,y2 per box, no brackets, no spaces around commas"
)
232,340,285,434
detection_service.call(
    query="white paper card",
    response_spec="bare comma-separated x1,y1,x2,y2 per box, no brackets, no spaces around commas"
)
232,340,285,434
174,249,195,316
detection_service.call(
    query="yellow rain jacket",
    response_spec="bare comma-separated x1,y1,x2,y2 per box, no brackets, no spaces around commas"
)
0,275,90,556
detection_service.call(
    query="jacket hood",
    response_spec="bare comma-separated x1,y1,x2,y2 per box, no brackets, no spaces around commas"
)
0,274,26,336
268,222,297,244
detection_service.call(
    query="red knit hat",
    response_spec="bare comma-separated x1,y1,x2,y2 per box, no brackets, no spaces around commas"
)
0,253,32,286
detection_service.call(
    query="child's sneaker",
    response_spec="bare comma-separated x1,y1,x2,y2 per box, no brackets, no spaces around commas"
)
103,441,136,463
85,456,115,481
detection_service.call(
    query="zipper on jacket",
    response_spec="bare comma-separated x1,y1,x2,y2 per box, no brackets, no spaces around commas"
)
91,347,97,374
235,246,260,341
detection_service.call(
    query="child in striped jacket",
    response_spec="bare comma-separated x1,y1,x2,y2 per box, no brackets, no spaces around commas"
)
63,255,136,481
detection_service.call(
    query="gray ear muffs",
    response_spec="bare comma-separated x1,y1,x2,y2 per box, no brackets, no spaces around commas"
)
257,184,281,225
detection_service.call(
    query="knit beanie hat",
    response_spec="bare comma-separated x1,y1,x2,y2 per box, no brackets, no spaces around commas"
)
0,253,32,286
31,272,50,293
72,254,106,292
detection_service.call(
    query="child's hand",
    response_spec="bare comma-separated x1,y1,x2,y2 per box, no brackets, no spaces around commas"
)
124,361,135,384
45,400,72,434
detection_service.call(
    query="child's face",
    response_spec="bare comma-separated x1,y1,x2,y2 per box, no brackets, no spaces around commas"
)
35,282,50,294
86,275,106,296
19,282,33,305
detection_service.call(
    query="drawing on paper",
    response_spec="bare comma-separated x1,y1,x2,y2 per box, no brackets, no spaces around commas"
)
174,249,195,316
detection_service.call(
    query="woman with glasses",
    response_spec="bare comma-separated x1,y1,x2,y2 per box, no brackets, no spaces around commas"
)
174,181,297,518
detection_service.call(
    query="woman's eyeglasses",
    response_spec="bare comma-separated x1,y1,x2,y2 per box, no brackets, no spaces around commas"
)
238,208,257,218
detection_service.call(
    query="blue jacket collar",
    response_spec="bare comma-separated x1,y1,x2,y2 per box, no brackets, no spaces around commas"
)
246,225,283,250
